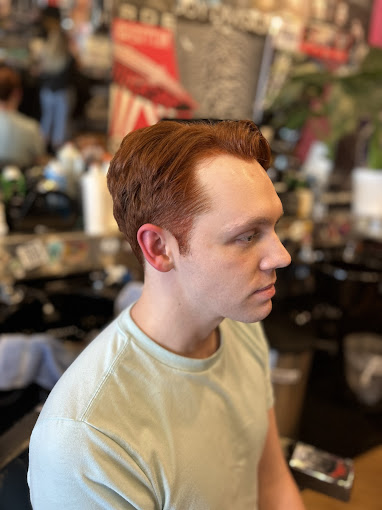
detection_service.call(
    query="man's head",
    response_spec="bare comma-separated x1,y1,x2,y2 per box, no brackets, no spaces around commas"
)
40,5,61,31
107,119,271,266
0,66,22,106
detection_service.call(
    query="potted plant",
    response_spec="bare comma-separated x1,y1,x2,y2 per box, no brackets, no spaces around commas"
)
266,46,382,235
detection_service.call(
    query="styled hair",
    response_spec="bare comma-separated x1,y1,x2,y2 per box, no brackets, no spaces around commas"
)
107,119,271,265
0,66,21,102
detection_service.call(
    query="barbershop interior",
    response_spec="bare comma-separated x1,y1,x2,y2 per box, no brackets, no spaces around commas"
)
0,0,382,508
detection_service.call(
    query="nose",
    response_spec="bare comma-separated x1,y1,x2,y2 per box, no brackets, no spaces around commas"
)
259,233,291,272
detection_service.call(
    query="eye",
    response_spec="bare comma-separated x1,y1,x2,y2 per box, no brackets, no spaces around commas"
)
237,232,260,244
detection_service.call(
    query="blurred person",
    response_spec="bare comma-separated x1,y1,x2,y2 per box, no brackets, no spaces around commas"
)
0,65,45,168
34,6,76,152
28,119,306,510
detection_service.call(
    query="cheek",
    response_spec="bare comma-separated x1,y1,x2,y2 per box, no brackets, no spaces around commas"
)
189,245,260,286
217,249,260,274
205,252,255,287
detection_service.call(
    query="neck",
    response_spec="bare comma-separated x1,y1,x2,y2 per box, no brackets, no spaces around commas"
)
131,281,221,359
0,98,18,111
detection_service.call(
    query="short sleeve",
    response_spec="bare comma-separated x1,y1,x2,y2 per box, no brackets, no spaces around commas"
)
28,418,159,510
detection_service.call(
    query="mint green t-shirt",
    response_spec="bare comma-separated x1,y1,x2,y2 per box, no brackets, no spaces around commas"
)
28,305,273,509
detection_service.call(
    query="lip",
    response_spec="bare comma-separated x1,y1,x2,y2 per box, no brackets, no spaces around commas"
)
253,283,276,298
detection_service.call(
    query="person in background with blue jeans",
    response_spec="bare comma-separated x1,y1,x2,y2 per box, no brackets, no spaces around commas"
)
35,7,76,152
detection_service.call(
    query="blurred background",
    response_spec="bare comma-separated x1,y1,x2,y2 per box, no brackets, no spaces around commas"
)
0,0,381,508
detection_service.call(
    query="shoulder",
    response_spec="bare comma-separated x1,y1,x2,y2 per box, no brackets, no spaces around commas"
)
12,111,41,133
37,317,130,423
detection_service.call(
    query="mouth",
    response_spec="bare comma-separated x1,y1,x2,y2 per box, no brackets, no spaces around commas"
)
253,282,276,298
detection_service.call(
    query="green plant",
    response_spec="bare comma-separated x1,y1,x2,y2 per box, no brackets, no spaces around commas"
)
267,47,382,169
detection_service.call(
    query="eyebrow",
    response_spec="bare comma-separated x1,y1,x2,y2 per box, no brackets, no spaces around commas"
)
222,211,284,237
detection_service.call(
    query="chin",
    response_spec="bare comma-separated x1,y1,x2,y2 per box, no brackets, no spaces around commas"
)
231,300,274,324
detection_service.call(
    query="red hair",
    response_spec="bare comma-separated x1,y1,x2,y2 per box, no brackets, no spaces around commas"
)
0,66,21,102
107,119,271,265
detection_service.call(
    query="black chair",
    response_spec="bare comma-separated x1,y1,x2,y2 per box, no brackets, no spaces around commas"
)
0,407,40,510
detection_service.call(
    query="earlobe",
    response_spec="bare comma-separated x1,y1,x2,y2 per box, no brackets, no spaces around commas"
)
137,224,174,272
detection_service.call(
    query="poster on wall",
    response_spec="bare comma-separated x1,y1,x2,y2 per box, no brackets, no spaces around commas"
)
108,12,197,153
300,0,373,67
174,0,270,121
369,0,382,48
109,0,283,146
109,0,373,148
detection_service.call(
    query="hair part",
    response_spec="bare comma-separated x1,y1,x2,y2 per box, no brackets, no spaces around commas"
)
107,119,271,266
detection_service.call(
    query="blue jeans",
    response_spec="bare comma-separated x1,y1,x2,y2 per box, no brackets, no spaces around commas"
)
40,88,70,149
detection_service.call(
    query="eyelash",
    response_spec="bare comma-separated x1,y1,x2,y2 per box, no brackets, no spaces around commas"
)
239,232,259,243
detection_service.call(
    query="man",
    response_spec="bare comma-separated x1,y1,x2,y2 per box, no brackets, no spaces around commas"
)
0,66,45,168
28,119,305,509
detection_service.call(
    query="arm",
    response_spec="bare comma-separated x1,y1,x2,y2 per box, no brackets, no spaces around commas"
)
258,408,306,510
28,418,158,510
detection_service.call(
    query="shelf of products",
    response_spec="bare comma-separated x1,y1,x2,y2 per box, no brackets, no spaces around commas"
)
0,230,142,285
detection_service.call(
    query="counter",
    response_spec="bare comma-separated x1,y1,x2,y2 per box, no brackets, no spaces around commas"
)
301,446,382,510
0,230,143,285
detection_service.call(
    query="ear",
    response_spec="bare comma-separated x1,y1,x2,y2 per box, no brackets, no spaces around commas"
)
137,224,174,272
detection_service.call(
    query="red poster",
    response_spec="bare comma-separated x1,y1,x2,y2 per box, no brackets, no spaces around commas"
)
369,0,382,48
108,18,196,151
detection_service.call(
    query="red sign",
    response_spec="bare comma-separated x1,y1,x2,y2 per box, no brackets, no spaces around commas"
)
369,0,382,48
108,18,196,150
